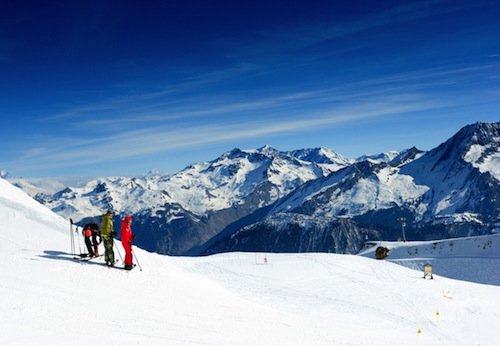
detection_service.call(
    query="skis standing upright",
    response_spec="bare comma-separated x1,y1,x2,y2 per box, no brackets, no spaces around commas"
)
70,218,75,256
70,218,84,258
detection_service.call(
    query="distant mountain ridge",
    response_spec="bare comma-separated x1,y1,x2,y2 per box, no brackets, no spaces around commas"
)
10,122,500,256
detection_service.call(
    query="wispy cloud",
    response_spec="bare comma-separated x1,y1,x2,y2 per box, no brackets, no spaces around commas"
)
7,95,441,175
20,60,493,182
47,60,498,131
76,90,329,127
41,63,262,122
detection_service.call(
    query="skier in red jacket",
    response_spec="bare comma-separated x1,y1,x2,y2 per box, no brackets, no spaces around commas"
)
121,215,135,270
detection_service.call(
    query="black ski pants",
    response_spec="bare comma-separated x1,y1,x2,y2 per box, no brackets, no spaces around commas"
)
84,236,95,257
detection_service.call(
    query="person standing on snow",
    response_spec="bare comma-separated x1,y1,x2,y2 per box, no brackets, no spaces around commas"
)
121,215,135,270
91,223,101,256
101,210,115,266
82,223,100,258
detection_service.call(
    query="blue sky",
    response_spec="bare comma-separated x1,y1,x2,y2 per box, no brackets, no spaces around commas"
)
1,0,499,178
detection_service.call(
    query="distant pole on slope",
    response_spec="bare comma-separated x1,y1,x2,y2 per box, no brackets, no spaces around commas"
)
70,218,75,256
133,250,143,271
397,217,407,242
113,239,124,264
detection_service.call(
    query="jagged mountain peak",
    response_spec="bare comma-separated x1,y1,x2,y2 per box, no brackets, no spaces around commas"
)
255,144,279,155
288,147,352,166
220,147,248,160
400,122,500,181
388,147,425,167
210,146,280,165
356,150,401,164
459,121,500,144
350,159,384,176
433,122,499,162
459,122,500,176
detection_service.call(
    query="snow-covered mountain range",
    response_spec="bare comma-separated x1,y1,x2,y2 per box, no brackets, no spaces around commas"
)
10,122,500,256
17,145,348,218
11,145,350,255
202,122,499,255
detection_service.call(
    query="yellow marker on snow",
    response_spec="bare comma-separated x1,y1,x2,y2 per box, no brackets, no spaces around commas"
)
436,311,440,321
417,329,422,334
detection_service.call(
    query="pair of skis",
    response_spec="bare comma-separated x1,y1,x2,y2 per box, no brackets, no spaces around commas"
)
75,254,104,262
75,254,135,270
113,263,137,271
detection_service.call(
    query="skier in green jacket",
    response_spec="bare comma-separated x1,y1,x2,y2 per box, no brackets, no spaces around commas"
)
101,209,115,266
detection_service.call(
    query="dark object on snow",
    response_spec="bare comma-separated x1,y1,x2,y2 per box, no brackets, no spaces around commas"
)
423,263,434,279
375,246,390,260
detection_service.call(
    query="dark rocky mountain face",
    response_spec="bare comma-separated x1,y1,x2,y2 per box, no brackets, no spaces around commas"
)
130,184,285,255
202,214,380,255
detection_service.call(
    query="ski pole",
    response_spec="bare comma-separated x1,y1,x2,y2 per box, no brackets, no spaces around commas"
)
132,249,143,271
113,238,124,264
70,219,75,256
75,224,83,256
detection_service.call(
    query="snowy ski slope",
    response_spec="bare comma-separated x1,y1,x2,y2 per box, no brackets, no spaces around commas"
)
1,178,499,345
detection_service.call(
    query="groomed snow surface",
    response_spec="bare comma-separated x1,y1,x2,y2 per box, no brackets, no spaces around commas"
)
1,178,499,345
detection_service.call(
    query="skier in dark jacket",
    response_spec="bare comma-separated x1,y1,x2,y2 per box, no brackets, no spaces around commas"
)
82,223,100,258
